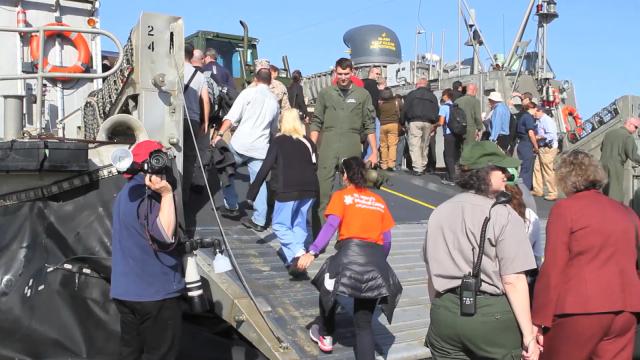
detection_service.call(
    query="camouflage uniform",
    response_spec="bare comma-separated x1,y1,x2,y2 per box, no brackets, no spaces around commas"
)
270,79,291,112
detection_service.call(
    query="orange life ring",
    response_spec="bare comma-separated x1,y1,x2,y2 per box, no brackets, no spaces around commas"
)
562,105,583,136
29,22,91,81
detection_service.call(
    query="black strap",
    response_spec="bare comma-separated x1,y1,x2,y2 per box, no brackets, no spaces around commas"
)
183,69,198,93
472,216,491,278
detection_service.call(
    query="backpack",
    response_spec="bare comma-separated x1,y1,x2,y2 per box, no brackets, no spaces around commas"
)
201,70,220,118
445,103,468,136
406,88,439,124
212,85,238,127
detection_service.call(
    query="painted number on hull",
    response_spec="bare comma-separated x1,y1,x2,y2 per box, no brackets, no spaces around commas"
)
147,25,155,52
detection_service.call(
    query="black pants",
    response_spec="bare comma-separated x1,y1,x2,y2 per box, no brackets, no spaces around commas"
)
115,297,182,360
182,118,209,203
496,134,511,152
426,134,436,172
443,134,461,181
320,297,378,360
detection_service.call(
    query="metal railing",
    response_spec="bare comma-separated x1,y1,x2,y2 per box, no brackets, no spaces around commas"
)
0,24,124,132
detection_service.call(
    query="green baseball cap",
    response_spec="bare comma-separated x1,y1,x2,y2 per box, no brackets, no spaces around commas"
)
459,141,521,170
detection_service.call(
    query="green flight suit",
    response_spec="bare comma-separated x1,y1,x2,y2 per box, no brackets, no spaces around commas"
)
454,94,482,152
310,85,375,234
600,127,640,202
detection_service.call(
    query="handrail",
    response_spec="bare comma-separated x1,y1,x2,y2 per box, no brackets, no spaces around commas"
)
0,24,124,132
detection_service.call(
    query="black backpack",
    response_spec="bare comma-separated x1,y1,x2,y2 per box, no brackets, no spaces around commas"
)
211,85,238,128
446,103,468,136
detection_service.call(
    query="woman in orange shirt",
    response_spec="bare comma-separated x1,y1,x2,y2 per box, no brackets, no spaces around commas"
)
297,156,402,360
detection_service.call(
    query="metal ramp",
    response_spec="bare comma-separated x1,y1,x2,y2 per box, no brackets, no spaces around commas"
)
195,221,431,360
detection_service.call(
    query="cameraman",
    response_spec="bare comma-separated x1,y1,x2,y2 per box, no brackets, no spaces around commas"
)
110,140,183,360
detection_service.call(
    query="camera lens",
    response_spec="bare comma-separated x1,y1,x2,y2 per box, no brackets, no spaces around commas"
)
149,152,168,168
146,150,169,174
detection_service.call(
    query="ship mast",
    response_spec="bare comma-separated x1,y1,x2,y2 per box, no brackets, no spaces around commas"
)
535,0,559,88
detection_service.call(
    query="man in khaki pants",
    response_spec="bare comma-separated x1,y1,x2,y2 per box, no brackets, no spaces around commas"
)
532,105,559,200
401,77,439,176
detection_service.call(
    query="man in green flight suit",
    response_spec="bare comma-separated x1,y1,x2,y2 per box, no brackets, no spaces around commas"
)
600,117,640,202
454,83,483,153
310,57,377,235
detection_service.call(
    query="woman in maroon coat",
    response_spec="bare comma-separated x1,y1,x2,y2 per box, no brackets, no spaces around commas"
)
532,150,640,359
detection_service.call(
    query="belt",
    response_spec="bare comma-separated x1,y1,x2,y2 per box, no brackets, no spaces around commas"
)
441,286,503,297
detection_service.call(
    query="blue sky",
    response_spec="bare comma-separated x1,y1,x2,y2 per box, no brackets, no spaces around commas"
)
100,0,639,118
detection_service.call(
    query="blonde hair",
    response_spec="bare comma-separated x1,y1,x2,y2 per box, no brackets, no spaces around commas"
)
278,109,306,139
555,150,607,196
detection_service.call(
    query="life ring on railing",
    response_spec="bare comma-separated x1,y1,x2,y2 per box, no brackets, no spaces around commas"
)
562,105,584,138
29,22,91,81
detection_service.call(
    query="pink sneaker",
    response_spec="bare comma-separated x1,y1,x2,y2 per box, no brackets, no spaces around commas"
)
309,324,333,352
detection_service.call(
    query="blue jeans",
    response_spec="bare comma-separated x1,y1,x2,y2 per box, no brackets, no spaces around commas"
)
272,198,314,265
222,145,268,226
362,117,381,160
517,140,535,190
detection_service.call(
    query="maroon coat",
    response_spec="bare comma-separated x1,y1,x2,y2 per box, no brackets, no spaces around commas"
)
532,190,640,327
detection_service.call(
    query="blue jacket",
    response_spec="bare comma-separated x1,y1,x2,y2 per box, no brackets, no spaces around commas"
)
489,102,511,141
110,174,184,301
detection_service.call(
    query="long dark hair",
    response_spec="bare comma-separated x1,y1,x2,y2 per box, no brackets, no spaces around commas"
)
456,167,494,196
341,156,367,188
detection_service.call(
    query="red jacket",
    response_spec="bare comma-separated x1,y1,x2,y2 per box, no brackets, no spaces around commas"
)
532,190,640,327
331,75,364,87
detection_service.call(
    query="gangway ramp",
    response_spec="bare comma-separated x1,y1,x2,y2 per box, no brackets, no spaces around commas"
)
195,221,432,359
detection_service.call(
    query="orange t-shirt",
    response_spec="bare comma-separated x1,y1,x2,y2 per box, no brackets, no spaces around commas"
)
325,185,395,244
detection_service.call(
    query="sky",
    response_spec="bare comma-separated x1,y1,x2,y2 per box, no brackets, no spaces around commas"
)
99,0,640,118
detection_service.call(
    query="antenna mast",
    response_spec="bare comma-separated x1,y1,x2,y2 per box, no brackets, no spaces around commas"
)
535,0,559,84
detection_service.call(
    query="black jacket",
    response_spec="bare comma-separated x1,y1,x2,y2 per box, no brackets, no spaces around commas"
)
246,135,319,202
312,239,403,324
362,78,380,115
197,140,236,187
287,82,308,119
401,87,439,124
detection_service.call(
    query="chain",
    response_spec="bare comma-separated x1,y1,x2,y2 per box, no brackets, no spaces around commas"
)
81,35,135,140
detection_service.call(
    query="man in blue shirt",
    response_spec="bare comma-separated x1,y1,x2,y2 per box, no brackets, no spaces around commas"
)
437,88,461,185
532,106,559,200
203,48,236,91
110,140,184,360
488,92,511,151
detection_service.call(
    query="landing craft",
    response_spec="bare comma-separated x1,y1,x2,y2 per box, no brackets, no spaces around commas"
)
0,1,639,360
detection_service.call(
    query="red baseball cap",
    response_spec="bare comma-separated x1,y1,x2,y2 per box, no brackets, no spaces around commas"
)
124,140,163,179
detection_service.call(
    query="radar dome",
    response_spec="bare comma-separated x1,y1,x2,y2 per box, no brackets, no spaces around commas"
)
343,25,402,65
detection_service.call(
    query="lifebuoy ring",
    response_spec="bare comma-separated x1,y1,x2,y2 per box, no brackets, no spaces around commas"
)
29,22,91,81
562,105,583,138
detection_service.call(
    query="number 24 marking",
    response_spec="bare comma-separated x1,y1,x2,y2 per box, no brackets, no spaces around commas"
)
147,25,155,52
